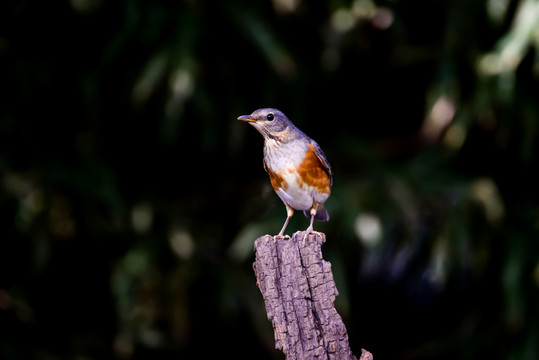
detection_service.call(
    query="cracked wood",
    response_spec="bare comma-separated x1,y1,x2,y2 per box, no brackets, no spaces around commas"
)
253,231,372,360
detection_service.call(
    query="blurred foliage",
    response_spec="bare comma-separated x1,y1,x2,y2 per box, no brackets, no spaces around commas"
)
1,0,539,359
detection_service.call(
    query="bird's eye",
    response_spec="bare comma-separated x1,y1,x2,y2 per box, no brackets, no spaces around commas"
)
266,113,274,121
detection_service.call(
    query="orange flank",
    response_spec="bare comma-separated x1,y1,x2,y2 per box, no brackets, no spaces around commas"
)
264,162,288,191
297,144,331,194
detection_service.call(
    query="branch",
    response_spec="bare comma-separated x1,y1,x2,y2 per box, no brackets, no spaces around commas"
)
253,231,373,360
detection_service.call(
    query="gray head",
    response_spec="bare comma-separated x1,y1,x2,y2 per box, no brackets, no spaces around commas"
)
237,108,298,142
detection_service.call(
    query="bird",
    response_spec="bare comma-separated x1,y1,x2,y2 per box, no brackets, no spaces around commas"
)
238,108,333,240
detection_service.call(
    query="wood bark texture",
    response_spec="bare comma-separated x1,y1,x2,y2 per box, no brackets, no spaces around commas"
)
253,231,372,360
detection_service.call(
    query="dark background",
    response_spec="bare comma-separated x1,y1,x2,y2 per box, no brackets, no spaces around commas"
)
1,0,538,359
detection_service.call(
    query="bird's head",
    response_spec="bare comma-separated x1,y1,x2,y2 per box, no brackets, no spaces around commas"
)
237,108,295,142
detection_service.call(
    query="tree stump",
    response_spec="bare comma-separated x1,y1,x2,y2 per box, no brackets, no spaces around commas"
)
253,231,372,360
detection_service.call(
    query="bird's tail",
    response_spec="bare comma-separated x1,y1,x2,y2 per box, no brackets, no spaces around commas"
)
303,204,329,222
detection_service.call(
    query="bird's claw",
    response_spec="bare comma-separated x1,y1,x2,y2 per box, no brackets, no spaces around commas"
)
302,231,310,247
274,234,290,242
302,230,322,246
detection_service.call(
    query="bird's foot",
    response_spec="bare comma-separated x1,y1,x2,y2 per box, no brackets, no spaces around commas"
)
302,226,313,247
301,227,324,246
274,233,290,242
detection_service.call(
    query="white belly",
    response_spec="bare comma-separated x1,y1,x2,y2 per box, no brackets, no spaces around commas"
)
275,174,313,210
275,169,330,211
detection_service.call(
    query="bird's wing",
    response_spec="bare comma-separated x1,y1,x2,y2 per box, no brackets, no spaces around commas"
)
310,140,333,186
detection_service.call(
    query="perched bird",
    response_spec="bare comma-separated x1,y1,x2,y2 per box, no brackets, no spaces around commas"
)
238,108,333,239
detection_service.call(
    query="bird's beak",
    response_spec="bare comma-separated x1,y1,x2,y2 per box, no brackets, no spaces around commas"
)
237,115,257,122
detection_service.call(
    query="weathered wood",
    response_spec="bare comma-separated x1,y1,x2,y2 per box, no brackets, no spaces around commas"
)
253,231,373,360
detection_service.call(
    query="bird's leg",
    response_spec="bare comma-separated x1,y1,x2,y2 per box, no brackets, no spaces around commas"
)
276,204,294,240
302,205,318,246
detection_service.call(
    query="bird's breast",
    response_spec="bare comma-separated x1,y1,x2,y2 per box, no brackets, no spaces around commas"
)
263,139,308,174
263,140,331,199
